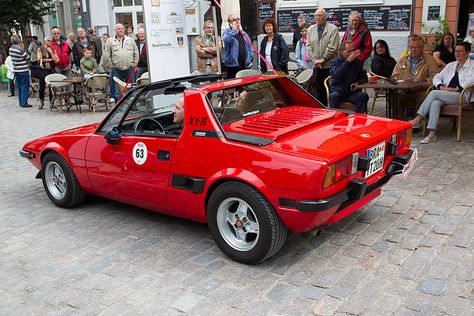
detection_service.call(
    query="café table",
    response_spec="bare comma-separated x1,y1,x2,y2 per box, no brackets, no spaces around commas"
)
50,76,85,113
356,79,431,119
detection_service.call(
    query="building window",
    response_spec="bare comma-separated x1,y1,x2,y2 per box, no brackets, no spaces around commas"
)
339,0,384,5
113,0,142,6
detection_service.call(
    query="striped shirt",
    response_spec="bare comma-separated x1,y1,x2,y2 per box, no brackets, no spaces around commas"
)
9,44,30,73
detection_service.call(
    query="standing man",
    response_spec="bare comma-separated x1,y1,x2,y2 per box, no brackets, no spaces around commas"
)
28,36,40,66
9,35,31,108
135,27,148,79
51,26,72,77
222,14,253,79
67,33,76,50
341,11,372,62
87,27,102,63
329,41,369,113
306,8,340,105
72,28,99,72
103,23,139,102
195,20,222,75
292,15,306,52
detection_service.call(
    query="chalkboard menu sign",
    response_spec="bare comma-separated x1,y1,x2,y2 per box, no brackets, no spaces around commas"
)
276,9,315,33
427,6,440,21
257,1,276,33
277,5,411,32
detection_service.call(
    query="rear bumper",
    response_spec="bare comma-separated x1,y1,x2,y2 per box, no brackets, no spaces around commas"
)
297,149,415,213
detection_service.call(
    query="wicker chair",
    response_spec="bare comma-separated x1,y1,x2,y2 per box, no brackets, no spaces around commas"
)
323,76,357,111
45,74,72,112
84,74,111,112
368,70,388,115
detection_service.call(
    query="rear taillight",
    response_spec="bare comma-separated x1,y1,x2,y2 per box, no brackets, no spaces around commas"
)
391,128,412,152
323,156,357,188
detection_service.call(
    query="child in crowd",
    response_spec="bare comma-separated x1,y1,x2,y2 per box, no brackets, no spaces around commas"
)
80,47,98,79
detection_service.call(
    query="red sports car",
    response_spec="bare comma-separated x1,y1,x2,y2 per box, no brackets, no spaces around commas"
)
20,75,416,264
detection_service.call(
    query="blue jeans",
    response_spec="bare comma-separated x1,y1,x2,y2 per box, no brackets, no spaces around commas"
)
110,68,133,100
14,71,30,107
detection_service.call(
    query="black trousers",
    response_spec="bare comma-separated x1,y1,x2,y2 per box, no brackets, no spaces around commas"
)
39,78,52,102
312,67,330,106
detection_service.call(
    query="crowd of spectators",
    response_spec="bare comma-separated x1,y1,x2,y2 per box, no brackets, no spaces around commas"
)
2,8,474,145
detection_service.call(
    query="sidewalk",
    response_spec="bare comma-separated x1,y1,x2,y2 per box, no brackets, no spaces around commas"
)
0,90,473,315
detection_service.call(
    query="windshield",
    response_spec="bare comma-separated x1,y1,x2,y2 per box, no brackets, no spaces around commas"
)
207,77,320,126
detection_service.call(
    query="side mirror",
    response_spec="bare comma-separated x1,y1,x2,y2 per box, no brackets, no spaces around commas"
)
105,127,121,144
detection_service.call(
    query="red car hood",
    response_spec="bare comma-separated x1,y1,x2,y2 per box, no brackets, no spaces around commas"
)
48,122,101,137
22,122,100,157
223,106,410,161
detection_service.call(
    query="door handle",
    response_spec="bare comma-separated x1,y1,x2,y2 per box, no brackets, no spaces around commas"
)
157,150,170,161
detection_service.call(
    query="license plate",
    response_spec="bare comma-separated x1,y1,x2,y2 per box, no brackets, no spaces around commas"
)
400,148,418,180
365,142,385,178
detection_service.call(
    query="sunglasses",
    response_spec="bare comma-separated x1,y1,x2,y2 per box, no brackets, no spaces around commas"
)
229,18,240,22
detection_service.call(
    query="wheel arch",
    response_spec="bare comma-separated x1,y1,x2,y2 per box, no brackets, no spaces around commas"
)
204,169,277,217
40,143,71,165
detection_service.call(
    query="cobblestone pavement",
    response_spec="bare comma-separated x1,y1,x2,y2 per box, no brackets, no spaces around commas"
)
1,92,473,316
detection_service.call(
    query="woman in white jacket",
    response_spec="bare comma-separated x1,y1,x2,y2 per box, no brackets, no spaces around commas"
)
409,42,474,143
5,55,15,97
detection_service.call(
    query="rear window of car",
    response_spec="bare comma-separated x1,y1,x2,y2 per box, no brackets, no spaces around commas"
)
206,77,320,126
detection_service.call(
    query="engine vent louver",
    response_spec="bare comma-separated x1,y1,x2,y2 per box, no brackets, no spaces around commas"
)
235,107,324,134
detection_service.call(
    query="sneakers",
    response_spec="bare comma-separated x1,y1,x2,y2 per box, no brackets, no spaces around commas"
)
420,135,437,144
7,94,14,97
109,98,115,103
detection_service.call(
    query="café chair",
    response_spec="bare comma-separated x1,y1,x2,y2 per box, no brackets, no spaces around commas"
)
84,74,111,113
292,68,313,89
136,76,150,86
113,76,131,95
369,70,388,115
323,76,357,111
235,69,260,78
422,84,474,141
71,68,81,78
287,62,299,76
45,73,73,112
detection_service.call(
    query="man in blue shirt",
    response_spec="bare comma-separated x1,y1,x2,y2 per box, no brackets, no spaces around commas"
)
222,14,253,79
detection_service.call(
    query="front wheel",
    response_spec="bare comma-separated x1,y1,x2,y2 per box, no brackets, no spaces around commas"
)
207,182,287,264
41,152,86,208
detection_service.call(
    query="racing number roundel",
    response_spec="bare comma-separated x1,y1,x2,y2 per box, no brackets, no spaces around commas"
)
133,142,148,165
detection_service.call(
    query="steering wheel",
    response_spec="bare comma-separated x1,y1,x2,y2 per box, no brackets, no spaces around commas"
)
133,117,165,134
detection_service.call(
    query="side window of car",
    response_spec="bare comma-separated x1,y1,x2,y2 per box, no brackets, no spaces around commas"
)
100,89,140,133
120,90,182,136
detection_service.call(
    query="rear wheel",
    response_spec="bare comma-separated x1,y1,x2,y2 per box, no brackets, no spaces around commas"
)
207,182,287,264
42,152,86,207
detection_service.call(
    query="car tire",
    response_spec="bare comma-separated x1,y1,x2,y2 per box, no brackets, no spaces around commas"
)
41,152,86,208
207,182,287,264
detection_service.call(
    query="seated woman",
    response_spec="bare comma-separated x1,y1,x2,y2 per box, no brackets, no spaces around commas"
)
433,32,456,68
409,42,474,144
370,39,396,78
